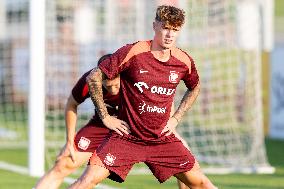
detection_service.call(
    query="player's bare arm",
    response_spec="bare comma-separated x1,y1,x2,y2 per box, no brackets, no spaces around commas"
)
162,103,178,135
87,67,108,119
57,94,79,163
86,68,130,135
65,94,79,144
173,81,200,122
162,82,200,136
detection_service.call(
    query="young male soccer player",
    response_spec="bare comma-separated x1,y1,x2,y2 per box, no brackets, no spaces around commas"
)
34,54,186,189
68,5,217,189
34,54,130,189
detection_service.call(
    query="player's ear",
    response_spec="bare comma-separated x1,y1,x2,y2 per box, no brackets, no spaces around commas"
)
153,21,156,30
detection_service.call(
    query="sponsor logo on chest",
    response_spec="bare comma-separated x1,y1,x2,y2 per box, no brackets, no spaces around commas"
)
134,82,175,96
138,101,166,114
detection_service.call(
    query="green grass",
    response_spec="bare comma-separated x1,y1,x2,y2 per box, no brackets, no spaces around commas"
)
0,148,27,167
0,170,40,189
275,0,284,33
0,138,284,189
275,0,284,17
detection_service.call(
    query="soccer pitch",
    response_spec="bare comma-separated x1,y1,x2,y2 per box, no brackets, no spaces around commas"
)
1,0,284,188
0,138,284,189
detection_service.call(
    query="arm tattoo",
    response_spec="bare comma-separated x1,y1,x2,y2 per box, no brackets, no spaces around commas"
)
86,68,109,120
173,82,200,122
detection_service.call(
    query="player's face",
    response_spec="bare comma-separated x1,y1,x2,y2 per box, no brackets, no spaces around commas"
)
153,21,181,49
102,76,120,95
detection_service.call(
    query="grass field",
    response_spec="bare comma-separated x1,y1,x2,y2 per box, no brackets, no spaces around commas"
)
0,138,284,189
275,0,284,17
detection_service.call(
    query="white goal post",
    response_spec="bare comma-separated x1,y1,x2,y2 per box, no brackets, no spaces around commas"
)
28,0,45,177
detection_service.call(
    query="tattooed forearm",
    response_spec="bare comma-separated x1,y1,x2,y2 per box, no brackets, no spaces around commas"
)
173,82,200,122
86,68,109,120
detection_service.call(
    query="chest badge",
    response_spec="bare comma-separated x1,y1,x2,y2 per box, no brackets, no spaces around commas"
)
169,71,179,83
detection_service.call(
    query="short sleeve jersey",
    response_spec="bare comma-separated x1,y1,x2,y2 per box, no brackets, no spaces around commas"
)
71,70,120,124
99,41,199,141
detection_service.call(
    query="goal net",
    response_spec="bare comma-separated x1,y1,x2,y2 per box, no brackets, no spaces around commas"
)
175,0,274,173
0,0,274,176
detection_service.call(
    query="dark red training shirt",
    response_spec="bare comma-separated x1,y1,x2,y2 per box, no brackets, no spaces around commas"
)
99,40,199,142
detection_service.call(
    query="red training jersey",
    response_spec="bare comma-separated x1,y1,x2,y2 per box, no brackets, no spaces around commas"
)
71,70,120,125
99,40,199,142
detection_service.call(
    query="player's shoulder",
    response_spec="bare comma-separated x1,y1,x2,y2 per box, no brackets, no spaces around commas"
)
128,40,151,55
119,40,151,65
171,47,194,68
119,40,150,53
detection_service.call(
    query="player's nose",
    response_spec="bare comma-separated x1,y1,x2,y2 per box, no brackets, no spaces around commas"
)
166,29,174,37
110,87,119,95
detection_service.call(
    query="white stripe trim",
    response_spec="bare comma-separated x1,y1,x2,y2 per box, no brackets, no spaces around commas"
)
0,161,29,175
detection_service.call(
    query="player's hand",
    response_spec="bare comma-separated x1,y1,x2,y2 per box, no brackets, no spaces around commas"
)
56,142,76,163
102,115,131,136
161,117,179,136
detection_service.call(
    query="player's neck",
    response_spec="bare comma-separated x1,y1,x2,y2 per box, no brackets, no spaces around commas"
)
151,50,171,62
150,41,171,62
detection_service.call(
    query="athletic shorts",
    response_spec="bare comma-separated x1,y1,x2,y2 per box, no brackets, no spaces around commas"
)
89,134,195,183
74,121,111,152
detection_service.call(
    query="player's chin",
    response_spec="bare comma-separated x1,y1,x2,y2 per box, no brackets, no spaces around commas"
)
110,92,119,95
161,43,173,49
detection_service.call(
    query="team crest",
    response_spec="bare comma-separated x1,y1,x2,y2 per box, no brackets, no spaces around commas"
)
78,137,91,150
169,71,179,83
104,153,116,166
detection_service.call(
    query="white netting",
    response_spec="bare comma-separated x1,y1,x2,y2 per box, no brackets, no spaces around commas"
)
176,0,271,171
0,0,273,174
0,0,29,148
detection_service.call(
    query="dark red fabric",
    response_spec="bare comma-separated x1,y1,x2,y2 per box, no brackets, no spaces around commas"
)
99,41,199,142
90,134,195,183
74,121,111,152
71,69,120,151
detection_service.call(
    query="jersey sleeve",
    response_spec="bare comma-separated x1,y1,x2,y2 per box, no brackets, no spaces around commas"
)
71,70,91,104
183,57,199,91
98,43,134,79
